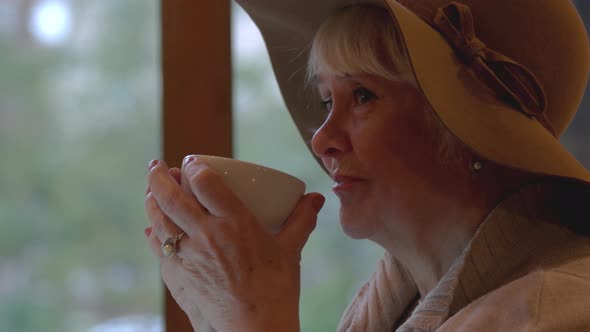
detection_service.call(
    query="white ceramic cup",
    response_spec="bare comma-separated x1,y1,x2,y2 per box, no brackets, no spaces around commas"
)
183,155,306,233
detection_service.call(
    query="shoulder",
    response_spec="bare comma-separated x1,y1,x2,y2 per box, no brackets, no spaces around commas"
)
532,254,590,331
440,247,590,332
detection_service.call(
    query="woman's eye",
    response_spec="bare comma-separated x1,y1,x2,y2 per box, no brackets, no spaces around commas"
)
321,98,333,111
354,87,377,105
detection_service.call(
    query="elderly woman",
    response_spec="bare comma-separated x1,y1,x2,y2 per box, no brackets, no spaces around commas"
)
144,0,590,331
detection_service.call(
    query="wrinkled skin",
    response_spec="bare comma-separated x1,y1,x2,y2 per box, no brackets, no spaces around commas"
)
144,157,324,332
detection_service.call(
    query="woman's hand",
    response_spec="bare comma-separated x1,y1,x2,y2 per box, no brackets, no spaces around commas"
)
144,157,325,332
145,166,215,332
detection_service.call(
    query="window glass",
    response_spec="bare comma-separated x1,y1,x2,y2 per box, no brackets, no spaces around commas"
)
0,1,162,331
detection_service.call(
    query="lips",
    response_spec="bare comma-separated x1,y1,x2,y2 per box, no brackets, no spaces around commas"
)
332,173,367,196
325,159,367,195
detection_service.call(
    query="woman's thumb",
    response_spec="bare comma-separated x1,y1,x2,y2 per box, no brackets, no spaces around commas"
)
276,193,325,256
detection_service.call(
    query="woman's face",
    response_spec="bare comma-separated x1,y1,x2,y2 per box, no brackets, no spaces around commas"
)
311,72,438,239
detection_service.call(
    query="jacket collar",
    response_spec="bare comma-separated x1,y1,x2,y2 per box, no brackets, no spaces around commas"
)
400,178,590,330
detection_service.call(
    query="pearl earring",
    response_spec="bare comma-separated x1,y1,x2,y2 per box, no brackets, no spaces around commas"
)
471,160,484,174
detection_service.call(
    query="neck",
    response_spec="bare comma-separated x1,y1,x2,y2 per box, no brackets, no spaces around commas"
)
370,162,539,299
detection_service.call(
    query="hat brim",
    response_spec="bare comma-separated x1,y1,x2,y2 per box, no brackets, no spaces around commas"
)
385,0,590,182
237,0,590,183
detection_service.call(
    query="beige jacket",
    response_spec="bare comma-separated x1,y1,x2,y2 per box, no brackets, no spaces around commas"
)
338,180,590,332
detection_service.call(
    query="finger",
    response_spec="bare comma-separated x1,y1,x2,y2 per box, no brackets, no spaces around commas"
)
145,226,191,278
158,253,212,328
145,192,187,247
180,164,196,196
146,227,166,259
183,158,249,218
276,193,324,257
146,230,214,332
146,224,196,269
145,198,209,268
148,160,207,236
170,167,181,184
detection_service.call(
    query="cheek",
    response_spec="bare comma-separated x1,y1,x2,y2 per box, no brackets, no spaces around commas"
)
354,99,422,158
352,113,428,209
353,124,412,176
364,108,430,175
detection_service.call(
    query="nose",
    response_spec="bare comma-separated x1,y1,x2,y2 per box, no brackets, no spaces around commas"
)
311,111,351,159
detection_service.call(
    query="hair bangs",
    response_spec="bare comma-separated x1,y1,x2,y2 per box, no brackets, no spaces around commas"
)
307,5,414,85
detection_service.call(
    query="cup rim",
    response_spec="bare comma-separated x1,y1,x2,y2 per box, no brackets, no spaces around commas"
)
194,154,305,185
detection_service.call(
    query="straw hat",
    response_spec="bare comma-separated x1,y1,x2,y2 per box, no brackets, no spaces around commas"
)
236,0,590,183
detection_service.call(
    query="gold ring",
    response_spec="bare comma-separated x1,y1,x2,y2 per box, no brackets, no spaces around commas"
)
161,232,186,257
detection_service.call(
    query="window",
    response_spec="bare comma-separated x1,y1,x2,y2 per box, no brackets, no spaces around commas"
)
0,1,161,331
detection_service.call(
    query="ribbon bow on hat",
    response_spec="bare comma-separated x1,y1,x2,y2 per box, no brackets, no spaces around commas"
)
433,2,556,136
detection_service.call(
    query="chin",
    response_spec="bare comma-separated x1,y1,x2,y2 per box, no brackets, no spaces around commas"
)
339,210,376,239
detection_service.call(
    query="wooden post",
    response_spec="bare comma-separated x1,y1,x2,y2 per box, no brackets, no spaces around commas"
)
160,0,232,330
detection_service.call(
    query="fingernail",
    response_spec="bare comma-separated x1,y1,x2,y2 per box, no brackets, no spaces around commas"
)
312,195,325,213
183,155,195,166
144,226,152,237
148,160,159,170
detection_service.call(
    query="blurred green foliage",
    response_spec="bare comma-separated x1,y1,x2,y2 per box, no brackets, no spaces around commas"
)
0,0,161,331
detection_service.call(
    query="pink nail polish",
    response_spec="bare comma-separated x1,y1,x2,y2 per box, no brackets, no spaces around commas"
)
148,160,159,170
183,156,195,166
144,227,152,237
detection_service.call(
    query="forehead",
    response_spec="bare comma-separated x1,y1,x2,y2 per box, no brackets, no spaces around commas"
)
313,72,378,87
313,72,403,92
311,71,351,85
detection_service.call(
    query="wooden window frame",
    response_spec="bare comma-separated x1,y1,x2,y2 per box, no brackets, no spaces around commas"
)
161,1,232,330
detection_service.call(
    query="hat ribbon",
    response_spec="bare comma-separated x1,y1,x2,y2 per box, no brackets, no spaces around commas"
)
433,2,556,136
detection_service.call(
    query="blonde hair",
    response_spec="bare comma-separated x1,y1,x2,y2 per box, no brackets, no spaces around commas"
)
306,4,470,166
306,5,415,85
